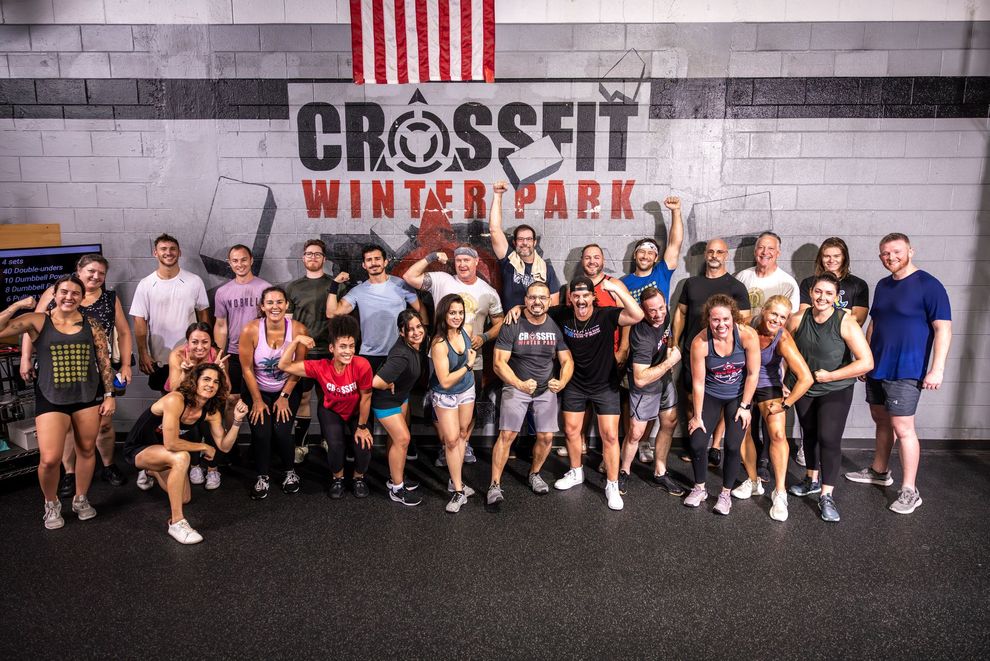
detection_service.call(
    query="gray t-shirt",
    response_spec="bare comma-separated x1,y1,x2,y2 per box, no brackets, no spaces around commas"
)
495,315,567,384
342,276,418,357
629,317,672,395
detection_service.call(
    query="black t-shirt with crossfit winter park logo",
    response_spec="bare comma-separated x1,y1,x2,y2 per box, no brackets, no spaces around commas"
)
549,306,623,390
495,316,568,385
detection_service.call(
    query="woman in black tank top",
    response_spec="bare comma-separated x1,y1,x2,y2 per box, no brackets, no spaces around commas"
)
0,276,115,532
125,363,248,545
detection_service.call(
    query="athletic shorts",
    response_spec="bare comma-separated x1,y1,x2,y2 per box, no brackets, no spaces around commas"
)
500,386,559,433
560,383,621,416
865,378,922,417
629,378,678,422
364,354,388,374
754,386,783,403
226,353,243,394
147,362,169,392
430,388,476,410
372,398,408,420
34,387,103,417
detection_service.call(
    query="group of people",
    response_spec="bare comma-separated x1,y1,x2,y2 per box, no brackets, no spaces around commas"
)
0,181,952,545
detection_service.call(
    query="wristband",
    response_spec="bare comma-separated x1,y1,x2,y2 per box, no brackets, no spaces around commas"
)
231,419,243,427
426,252,440,264
356,423,369,431
328,280,340,296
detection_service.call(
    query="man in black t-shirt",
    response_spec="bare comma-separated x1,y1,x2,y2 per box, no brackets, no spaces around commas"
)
487,281,574,511
549,276,643,511
671,238,751,464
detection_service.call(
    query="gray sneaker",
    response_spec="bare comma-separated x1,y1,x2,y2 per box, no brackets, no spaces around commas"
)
683,485,708,508
528,472,550,495
819,493,841,522
486,483,504,509
789,476,822,497
795,444,806,467
713,491,732,515
71,494,97,521
447,479,475,497
889,487,923,514
445,491,469,513
464,443,478,464
845,466,894,486
43,500,64,530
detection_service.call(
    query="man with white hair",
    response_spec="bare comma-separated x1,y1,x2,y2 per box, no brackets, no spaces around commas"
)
404,245,505,465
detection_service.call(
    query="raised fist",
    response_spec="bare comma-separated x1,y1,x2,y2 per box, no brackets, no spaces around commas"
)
493,181,508,195
663,196,681,211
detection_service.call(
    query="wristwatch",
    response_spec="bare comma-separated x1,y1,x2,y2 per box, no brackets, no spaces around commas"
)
781,401,792,411
356,423,369,431
279,391,290,399
739,402,752,410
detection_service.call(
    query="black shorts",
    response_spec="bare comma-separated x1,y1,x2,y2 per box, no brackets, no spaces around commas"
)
560,383,621,416
226,353,244,394
364,354,387,374
754,386,783,403
35,386,103,417
147,362,169,392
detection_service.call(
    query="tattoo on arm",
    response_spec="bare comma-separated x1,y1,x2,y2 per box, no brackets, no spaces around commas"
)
422,273,432,290
91,321,114,392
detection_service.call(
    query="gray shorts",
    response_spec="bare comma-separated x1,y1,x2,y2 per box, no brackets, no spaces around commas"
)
499,386,559,433
865,378,922,417
629,377,678,422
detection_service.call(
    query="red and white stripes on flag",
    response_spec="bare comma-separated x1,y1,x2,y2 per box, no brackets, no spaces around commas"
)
350,0,495,85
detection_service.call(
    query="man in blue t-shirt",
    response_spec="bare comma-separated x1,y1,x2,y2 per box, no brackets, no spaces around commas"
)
620,195,684,304
488,181,561,309
845,233,951,516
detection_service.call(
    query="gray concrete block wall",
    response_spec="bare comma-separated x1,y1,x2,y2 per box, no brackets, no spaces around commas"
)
1,20,988,441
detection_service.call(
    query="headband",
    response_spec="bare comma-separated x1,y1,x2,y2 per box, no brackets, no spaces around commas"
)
453,246,478,258
637,241,659,254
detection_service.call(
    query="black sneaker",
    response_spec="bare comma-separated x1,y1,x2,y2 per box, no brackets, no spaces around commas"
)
251,475,270,500
652,472,686,497
352,477,369,499
328,477,345,499
387,478,419,492
756,459,771,483
101,463,127,487
282,470,301,494
708,447,722,467
618,470,630,496
57,473,76,498
789,476,822,497
389,486,423,506
406,442,419,461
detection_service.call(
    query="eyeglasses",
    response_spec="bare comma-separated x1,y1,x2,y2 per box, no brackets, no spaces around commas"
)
303,252,325,258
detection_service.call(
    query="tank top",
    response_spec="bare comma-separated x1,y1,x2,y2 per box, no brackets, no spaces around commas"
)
704,324,747,400
756,329,784,389
429,329,475,395
35,314,101,405
788,309,854,397
254,318,292,392
163,345,219,392
124,402,205,455
47,288,115,346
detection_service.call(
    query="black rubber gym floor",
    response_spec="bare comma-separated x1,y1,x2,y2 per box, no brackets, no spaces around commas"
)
1,445,988,659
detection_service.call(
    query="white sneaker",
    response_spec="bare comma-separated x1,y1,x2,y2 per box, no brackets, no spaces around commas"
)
189,465,205,485
205,470,221,490
731,478,765,500
554,467,585,490
294,445,309,464
605,480,624,511
71,494,97,520
136,470,155,491
638,441,655,464
447,479,475,497
168,518,204,545
43,500,64,530
795,445,806,467
770,490,789,521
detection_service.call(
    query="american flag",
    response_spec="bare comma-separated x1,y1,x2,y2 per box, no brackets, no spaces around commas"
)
350,0,495,85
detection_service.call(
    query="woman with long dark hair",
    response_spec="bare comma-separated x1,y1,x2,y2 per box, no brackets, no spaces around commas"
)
0,276,115,530
374,309,427,507
798,237,870,325
23,254,132,492
430,294,478,513
124,364,248,543
239,286,308,500
787,273,873,522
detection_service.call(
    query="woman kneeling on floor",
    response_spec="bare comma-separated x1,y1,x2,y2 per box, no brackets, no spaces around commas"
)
278,316,374,500
123,363,248,544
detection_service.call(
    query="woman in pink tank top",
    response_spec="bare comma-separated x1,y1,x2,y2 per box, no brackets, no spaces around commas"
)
238,286,308,500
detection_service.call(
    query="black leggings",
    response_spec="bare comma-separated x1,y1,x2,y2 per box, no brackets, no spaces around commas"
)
794,386,853,486
317,404,372,476
689,394,746,488
245,389,301,476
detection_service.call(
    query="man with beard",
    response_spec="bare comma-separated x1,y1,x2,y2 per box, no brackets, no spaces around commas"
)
403,246,504,465
488,181,561,308
486,281,573,511
550,276,643,511
621,196,684,304
672,238,751,466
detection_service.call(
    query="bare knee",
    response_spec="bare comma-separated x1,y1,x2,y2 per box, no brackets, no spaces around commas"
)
535,433,553,447
171,451,191,470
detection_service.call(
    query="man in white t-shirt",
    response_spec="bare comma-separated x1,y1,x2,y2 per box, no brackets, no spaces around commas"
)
735,231,800,314
130,233,210,394
403,245,505,465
